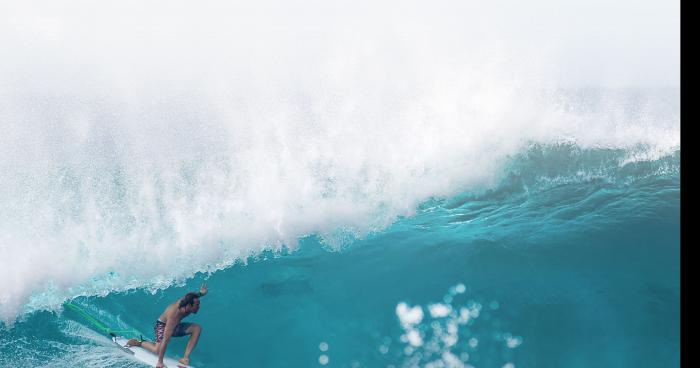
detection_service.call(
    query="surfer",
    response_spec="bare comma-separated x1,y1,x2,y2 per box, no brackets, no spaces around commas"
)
127,283,208,367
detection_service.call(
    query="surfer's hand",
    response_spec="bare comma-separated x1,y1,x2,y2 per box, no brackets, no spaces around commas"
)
199,282,208,296
155,363,165,368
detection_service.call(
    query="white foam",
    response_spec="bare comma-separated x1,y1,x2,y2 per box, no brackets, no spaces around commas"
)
0,0,680,322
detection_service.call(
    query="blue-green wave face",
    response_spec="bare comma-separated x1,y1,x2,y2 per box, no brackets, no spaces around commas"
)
0,144,680,367
0,2,679,366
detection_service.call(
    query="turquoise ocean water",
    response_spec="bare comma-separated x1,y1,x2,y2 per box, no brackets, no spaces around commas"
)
1,139,679,367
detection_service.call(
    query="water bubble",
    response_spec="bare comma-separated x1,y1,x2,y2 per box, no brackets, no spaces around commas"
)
427,341,440,353
460,352,470,361
319,355,329,365
469,338,479,348
406,329,423,347
404,346,414,355
397,303,424,327
319,342,329,352
506,336,523,348
455,284,466,294
447,321,458,335
458,307,471,324
469,308,480,319
379,345,389,354
429,303,451,318
503,363,515,368
443,334,458,347
442,351,462,366
443,295,453,304
489,301,500,310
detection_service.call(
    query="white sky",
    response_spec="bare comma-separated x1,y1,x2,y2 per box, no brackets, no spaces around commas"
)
0,0,681,88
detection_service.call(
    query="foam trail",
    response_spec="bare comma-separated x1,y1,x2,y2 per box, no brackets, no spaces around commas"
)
0,0,679,322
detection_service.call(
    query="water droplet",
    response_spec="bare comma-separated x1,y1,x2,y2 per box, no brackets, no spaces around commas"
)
506,336,523,348
319,355,329,365
469,308,480,319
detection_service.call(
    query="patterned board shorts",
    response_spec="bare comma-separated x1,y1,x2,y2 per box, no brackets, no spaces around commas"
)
154,320,193,343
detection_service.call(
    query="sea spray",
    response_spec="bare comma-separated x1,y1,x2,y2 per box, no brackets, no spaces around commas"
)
393,285,523,368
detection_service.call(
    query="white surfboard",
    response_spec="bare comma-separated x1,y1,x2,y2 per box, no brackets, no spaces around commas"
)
112,335,195,368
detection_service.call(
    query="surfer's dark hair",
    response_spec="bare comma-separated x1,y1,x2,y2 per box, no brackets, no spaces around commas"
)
179,292,200,309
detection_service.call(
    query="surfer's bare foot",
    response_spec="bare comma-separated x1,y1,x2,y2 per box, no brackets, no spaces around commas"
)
179,357,190,365
126,338,142,347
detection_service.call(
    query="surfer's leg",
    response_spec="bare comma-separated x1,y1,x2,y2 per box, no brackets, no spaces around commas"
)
144,319,165,354
180,323,202,363
125,338,159,354
140,341,159,354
